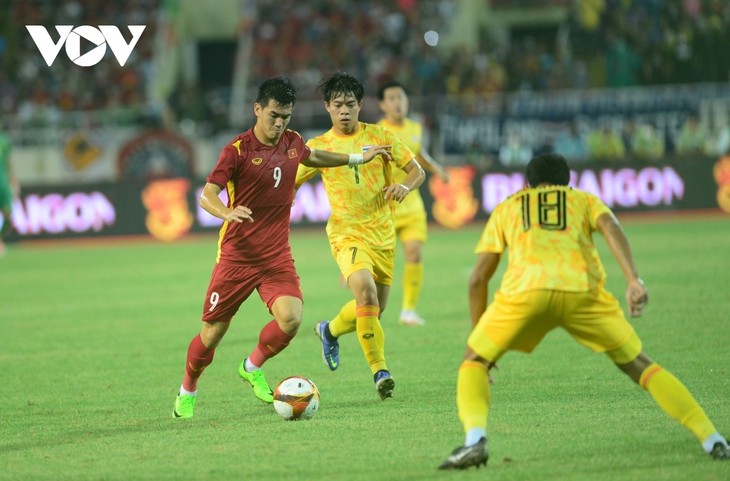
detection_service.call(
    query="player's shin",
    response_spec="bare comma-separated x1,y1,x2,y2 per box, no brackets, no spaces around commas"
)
249,319,294,367
640,363,718,445
329,299,358,337
355,305,386,372
182,334,216,392
457,361,490,446
402,262,424,311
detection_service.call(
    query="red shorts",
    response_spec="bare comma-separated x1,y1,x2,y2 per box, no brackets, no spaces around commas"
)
201,258,302,322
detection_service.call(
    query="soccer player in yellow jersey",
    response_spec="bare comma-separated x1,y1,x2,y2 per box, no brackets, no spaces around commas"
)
295,72,425,400
377,81,450,326
439,154,729,469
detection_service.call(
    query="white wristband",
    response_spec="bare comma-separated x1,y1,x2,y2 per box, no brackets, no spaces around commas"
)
348,153,364,166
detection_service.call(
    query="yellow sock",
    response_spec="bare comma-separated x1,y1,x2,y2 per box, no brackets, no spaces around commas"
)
640,363,717,442
457,361,490,433
328,299,357,337
402,262,424,312
355,304,386,374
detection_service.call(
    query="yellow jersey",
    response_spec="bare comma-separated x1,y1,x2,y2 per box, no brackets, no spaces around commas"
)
475,185,614,294
377,117,426,219
296,122,415,249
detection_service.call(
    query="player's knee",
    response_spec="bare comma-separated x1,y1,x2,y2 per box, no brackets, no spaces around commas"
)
615,351,653,384
352,285,379,306
277,314,302,335
404,242,422,262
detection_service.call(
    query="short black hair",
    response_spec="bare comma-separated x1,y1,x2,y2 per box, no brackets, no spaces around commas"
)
256,77,297,107
377,81,407,100
526,153,570,187
317,72,364,103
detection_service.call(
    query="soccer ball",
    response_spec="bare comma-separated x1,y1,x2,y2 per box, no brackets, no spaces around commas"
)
273,376,320,420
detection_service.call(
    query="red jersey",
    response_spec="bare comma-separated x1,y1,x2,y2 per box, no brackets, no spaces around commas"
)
206,128,311,265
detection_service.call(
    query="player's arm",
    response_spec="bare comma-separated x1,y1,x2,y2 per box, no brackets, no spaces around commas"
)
383,159,425,203
468,252,501,328
417,149,450,182
596,213,648,317
199,182,253,223
301,145,392,168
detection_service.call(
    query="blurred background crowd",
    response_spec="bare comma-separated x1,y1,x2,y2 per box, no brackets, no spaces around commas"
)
1,0,729,164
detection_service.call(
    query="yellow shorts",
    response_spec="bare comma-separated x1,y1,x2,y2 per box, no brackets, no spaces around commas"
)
395,209,427,243
331,239,395,286
468,288,642,365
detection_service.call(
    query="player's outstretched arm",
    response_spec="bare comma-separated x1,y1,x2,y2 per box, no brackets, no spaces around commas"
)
302,145,392,168
596,213,648,317
469,252,501,328
200,182,253,223
417,149,450,182
383,159,425,202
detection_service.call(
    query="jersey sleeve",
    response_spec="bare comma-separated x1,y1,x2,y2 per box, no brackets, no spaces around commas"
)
207,143,239,189
291,130,312,163
587,193,615,231
475,205,507,254
387,129,415,170
296,137,320,185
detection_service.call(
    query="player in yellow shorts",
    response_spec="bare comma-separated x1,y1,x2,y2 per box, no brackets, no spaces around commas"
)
295,72,425,400
377,81,450,326
439,153,729,470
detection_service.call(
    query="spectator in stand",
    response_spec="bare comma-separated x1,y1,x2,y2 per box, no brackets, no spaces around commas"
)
676,114,709,156
631,123,665,162
499,133,533,166
552,122,589,162
704,120,730,157
587,126,625,162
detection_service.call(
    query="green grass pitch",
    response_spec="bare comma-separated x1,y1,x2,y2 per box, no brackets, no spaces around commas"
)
1,215,729,481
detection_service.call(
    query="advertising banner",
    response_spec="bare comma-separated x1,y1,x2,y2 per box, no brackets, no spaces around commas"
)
2,156,727,242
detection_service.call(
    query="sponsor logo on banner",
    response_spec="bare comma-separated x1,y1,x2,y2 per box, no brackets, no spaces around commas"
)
429,166,479,229
26,25,146,67
10,192,116,235
142,179,193,241
480,166,686,213
118,130,195,181
64,132,102,171
714,156,730,213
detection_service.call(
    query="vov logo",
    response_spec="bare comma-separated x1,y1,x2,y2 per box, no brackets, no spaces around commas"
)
26,25,146,67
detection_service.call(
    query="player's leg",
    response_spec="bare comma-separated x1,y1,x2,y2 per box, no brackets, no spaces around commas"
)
0,198,12,256
613,349,729,460
173,263,253,418
566,288,728,459
239,263,303,403
398,211,427,326
348,268,387,374
174,320,229,418
399,240,425,325
441,290,554,470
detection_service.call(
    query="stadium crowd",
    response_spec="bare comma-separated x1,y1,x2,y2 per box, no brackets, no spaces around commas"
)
3,0,730,120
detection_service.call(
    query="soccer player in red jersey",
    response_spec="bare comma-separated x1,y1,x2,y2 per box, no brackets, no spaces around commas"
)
173,77,391,418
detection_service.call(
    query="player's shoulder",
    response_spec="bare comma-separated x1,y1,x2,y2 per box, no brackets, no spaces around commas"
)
361,122,399,142
283,129,305,142
223,129,254,156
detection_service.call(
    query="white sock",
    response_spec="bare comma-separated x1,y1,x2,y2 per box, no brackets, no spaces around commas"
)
244,357,260,372
702,432,727,453
465,428,486,447
179,385,197,397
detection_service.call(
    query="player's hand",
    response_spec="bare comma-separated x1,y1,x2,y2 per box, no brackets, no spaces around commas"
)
226,205,253,223
363,145,392,163
626,278,648,317
383,183,410,203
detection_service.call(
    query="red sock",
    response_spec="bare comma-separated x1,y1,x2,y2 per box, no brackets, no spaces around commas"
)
182,334,215,392
249,320,294,367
